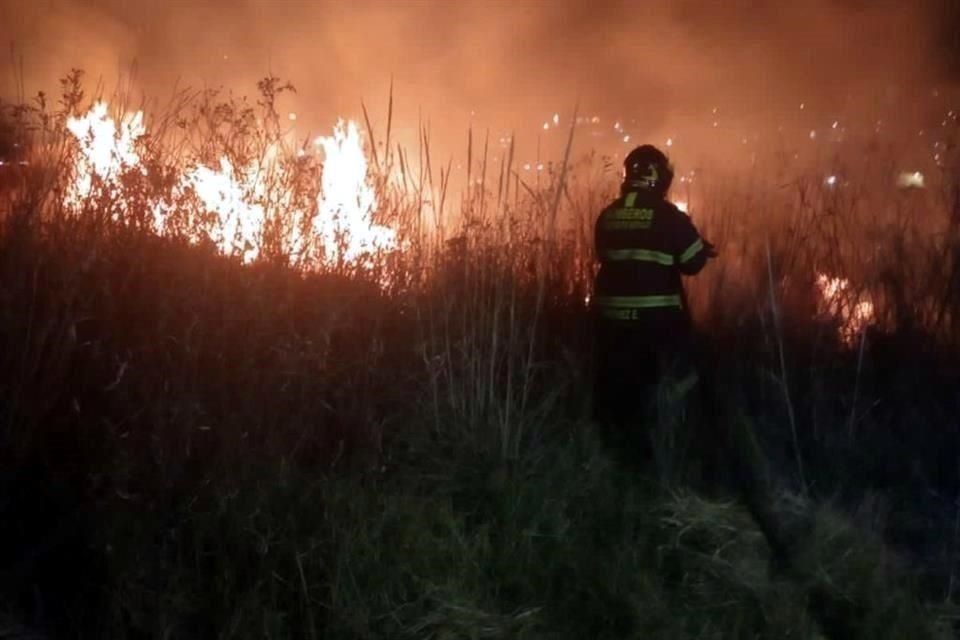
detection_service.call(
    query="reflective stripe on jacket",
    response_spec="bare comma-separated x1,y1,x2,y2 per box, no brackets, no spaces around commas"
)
593,189,707,319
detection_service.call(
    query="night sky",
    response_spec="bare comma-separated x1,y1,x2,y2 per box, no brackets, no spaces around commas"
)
2,0,959,168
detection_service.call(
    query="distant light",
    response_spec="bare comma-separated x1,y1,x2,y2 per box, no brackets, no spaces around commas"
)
552,113,559,126
614,121,621,130
591,116,600,124
832,121,839,129
623,135,631,143
543,122,549,130
712,121,718,128
523,163,531,171
800,103,805,110
666,137,673,147
825,175,838,187
536,163,544,171
897,171,925,189
809,130,817,139
288,112,297,121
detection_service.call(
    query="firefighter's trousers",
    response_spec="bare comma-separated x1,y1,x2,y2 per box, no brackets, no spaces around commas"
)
592,322,721,485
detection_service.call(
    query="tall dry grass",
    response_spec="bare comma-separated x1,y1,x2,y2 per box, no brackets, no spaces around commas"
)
0,72,959,638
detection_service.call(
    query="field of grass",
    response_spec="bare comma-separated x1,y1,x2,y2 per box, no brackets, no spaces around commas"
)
1,74,960,638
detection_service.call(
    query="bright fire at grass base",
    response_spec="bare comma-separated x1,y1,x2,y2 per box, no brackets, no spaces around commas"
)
65,102,396,271
65,101,147,211
816,273,875,343
313,120,396,267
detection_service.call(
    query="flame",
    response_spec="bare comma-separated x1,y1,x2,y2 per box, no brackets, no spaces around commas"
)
815,273,874,343
64,103,397,272
314,119,395,267
65,101,146,208
182,157,266,264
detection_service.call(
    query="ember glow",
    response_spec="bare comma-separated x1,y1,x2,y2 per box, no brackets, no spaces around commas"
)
64,103,396,271
816,273,875,343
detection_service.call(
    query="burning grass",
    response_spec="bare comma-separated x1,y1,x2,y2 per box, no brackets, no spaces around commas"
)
1,73,960,638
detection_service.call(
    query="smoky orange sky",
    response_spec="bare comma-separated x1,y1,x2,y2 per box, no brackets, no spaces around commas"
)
2,0,958,172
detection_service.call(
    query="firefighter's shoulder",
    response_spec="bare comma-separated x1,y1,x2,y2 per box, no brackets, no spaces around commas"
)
607,195,627,210
597,196,625,219
659,200,687,217
653,200,688,229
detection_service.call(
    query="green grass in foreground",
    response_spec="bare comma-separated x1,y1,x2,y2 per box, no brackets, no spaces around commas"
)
83,422,953,640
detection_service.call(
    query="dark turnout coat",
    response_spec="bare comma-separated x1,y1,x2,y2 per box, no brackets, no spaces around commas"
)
591,186,712,460
592,187,708,336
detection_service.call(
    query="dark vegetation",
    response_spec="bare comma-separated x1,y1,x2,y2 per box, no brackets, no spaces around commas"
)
1,73,960,638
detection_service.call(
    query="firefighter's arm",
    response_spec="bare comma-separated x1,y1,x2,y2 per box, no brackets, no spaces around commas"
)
675,214,713,275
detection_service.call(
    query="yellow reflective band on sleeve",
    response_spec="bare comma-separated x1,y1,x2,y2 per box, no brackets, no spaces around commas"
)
602,248,675,266
595,294,683,310
624,192,638,207
680,238,704,264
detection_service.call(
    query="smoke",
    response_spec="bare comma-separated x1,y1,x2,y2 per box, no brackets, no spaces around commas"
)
1,0,956,171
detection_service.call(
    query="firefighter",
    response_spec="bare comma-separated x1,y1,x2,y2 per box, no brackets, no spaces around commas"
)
591,144,716,479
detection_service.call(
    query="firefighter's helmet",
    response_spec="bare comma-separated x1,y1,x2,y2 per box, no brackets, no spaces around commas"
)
623,144,673,196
